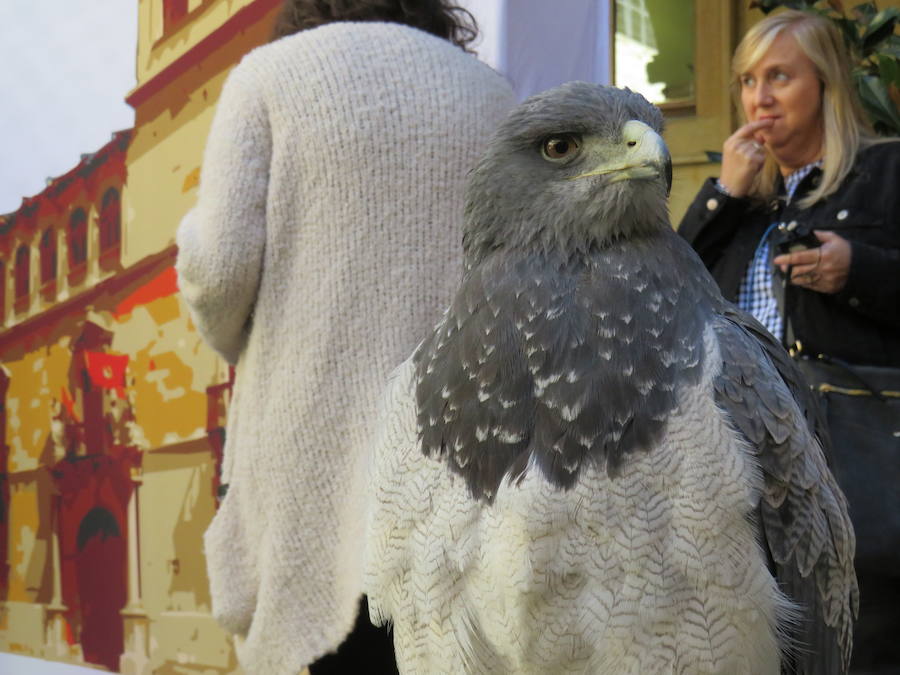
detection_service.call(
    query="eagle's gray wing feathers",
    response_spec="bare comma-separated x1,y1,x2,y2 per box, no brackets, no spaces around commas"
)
415,260,536,500
712,312,857,674
723,305,835,464
416,244,705,501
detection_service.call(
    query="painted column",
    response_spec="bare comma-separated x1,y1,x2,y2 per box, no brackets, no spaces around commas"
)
44,494,71,660
119,469,149,675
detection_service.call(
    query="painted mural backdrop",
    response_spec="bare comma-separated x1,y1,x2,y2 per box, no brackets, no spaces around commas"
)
0,0,280,671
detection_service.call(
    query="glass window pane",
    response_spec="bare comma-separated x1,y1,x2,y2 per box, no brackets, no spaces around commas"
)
614,0,695,106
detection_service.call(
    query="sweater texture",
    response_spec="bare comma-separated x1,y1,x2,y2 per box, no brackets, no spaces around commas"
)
175,21,515,674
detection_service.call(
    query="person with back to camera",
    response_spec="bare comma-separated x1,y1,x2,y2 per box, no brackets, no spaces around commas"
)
174,1,516,672
678,9,900,673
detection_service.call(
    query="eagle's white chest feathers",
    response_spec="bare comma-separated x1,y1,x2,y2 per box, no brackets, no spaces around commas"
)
365,332,792,675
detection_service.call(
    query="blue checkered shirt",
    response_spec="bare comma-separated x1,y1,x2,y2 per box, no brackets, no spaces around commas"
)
733,161,822,342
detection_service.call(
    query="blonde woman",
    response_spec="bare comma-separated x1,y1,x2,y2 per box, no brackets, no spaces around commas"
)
679,9,899,673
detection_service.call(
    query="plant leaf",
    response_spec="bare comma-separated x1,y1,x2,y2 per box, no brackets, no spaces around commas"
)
879,35,900,60
834,16,863,50
877,54,900,87
862,9,900,51
749,0,819,13
749,0,783,13
857,74,900,135
807,4,839,19
890,83,900,115
852,2,878,23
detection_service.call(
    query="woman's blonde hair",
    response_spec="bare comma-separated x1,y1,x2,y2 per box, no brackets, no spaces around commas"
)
732,9,880,207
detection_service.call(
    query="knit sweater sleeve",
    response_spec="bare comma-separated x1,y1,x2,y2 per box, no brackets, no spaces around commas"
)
176,58,270,364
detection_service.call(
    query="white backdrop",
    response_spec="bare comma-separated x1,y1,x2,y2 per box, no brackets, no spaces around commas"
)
460,0,611,100
0,1,137,215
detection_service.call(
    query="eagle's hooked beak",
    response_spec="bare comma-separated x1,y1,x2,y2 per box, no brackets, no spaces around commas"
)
568,120,672,195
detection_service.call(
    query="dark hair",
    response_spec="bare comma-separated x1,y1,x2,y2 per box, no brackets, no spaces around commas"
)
270,0,478,50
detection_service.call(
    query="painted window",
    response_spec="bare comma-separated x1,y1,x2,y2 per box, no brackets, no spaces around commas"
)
14,244,30,300
614,0,695,106
40,228,58,284
68,208,88,269
98,188,121,258
162,0,189,33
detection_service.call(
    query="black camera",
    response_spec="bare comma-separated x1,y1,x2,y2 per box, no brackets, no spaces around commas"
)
774,221,821,255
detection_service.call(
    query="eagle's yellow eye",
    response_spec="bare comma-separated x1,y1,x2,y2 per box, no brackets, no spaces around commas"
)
541,135,582,161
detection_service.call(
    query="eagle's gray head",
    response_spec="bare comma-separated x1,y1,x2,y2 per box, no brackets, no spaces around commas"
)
463,82,670,267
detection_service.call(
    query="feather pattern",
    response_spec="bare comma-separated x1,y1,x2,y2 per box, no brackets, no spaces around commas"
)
368,346,793,674
712,309,858,674
415,237,706,500
365,82,857,675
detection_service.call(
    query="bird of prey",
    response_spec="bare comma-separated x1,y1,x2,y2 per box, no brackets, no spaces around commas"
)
364,82,857,674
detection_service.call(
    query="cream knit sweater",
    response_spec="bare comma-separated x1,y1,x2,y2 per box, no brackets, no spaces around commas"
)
175,21,514,674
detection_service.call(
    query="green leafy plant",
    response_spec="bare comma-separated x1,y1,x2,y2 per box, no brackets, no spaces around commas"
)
749,0,900,135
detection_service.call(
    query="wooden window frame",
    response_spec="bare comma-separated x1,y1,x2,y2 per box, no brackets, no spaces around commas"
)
612,0,700,114
610,0,737,221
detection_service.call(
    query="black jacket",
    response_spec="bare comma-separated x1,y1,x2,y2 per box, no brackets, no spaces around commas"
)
678,142,900,368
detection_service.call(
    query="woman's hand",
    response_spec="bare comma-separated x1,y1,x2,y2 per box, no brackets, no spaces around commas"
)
773,230,851,294
719,119,774,197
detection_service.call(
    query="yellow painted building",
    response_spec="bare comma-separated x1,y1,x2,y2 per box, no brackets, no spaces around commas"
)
0,1,896,672
0,0,280,671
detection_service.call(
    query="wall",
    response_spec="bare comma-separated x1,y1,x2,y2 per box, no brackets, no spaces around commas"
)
0,1,279,672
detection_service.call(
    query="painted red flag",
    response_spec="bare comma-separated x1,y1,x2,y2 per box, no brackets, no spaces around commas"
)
84,351,129,399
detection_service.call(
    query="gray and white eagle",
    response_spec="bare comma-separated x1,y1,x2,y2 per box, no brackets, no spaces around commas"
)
364,82,857,674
